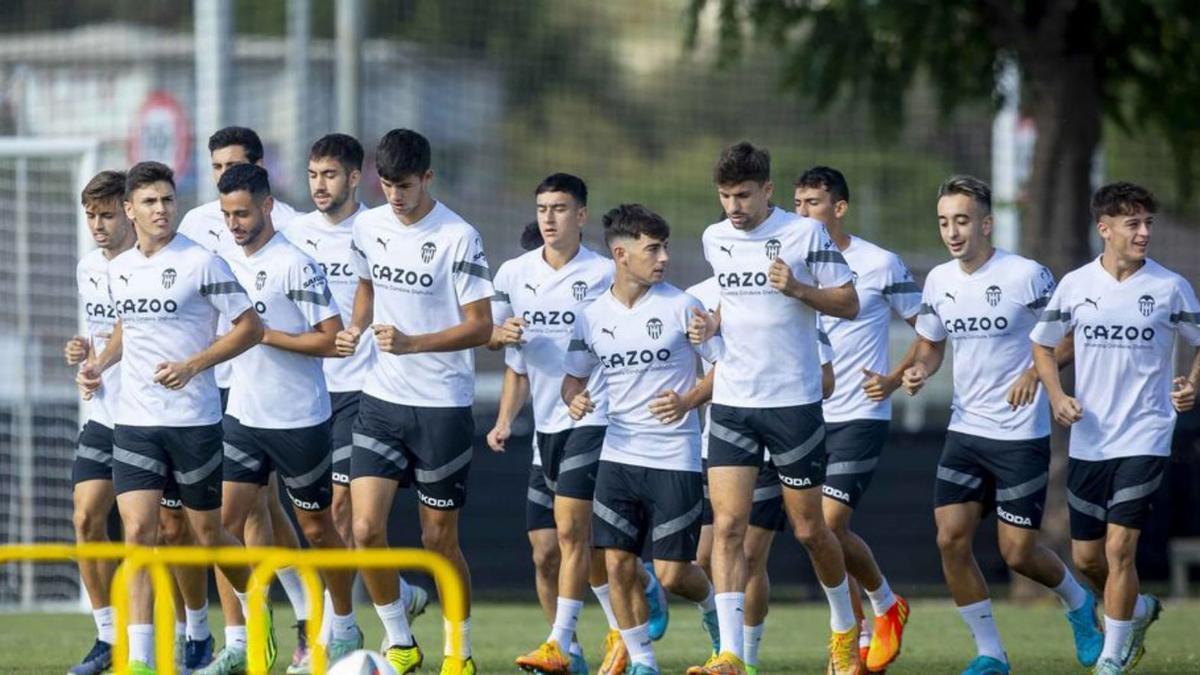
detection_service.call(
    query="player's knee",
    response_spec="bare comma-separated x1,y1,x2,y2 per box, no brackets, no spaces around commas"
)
73,508,106,542
655,563,688,594
124,517,158,546
188,518,226,547
936,525,971,556
789,513,827,548
998,537,1035,572
352,515,385,549
532,545,560,580
1104,536,1137,569
605,552,637,581
712,513,749,546
420,521,459,555
297,515,333,548
157,512,187,545
744,547,768,574
556,517,590,551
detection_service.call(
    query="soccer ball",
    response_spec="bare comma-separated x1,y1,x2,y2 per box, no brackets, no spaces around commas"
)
327,650,397,675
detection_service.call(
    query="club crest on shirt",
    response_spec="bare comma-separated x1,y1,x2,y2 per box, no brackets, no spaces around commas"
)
646,317,663,340
421,241,437,264
985,285,1002,307
161,268,177,289
572,280,588,301
1138,294,1155,317
765,238,782,260
255,270,267,291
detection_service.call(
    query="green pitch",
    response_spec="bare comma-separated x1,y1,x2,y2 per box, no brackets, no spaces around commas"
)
2,599,1199,673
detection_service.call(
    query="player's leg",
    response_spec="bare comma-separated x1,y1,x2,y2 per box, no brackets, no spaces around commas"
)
741,469,784,675
263,471,314,671
328,391,359,545
696,462,715,580
527,465,561,624
159,484,214,672
648,466,715,646
69,420,119,675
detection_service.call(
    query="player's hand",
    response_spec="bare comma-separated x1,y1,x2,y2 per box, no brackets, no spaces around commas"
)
1006,368,1041,410
153,361,197,390
64,335,90,366
373,324,415,355
861,367,899,402
568,389,595,421
493,317,526,347
901,364,928,396
1050,393,1084,426
648,389,689,424
767,259,801,297
76,363,103,400
688,306,719,344
486,424,511,452
1171,376,1196,412
335,326,362,356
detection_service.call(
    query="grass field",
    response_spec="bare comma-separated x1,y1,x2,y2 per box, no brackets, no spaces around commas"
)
2,599,1199,673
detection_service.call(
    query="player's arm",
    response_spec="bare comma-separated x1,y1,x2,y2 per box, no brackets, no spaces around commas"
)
769,262,859,319
1170,345,1200,413
900,336,945,396
1008,336,1073,409
155,308,263,390
822,363,835,399
561,373,594,421
489,317,527,350
649,369,714,425
335,278,374,356
1033,341,1083,425
488,367,530,452
77,320,123,399
263,314,344,357
373,297,492,355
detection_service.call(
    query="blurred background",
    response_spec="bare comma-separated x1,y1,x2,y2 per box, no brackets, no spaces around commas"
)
1,0,1199,610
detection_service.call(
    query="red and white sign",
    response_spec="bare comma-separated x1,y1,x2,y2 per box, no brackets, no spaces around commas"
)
128,91,191,178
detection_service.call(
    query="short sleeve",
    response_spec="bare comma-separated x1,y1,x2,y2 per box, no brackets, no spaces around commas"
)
1171,277,1200,347
491,263,514,324
563,314,598,378
803,222,853,288
817,326,834,365
505,343,528,376
883,254,922,319
1029,280,1073,348
914,274,948,342
287,256,339,327
198,254,253,320
684,296,723,363
349,226,371,280
452,231,494,306
1023,264,1057,320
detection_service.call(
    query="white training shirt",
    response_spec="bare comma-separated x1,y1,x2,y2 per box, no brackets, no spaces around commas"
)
350,201,493,407
179,197,299,388
1030,257,1200,460
492,245,613,434
702,207,853,408
821,236,922,422
283,204,377,393
77,249,122,428
916,249,1056,440
107,234,253,427
564,283,722,473
224,233,338,429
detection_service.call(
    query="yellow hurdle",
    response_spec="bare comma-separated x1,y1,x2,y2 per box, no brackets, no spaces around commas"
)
0,543,466,675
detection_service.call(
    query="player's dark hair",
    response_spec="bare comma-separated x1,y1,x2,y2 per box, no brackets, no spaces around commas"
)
217,163,272,200
1091,182,1158,221
82,170,127,206
535,173,588,206
310,133,364,172
124,161,175,198
208,126,264,163
520,221,544,251
937,175,991,213
714,141,771,186
795,166,850,204
376,129,431,182
602,203,670,248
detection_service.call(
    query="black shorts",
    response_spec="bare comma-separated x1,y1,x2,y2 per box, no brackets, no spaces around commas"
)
536,426,605,500
350,394,475,511
822,420,890,509
113,424,224,511
222,416,334,511
329,391,361,487
74,420,114,484
219,387,230,413
593,461,704,561
525,464,556,531
708,403,827,490
934,431,1049,530
1068,456,1167,541
701,459,786,532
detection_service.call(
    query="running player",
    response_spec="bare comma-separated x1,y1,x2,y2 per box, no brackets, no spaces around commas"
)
690,141,861,675
78,161,273,675
337,129,493,675
901,175,1102,675
794,166,919,672
563,203,722,675
195,165,363,673
1031,182,1200,675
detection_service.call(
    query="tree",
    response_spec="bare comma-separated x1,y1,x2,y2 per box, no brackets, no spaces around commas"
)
685,0,1200,275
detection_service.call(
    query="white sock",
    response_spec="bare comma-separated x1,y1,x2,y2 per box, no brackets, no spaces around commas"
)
958,599,1006,662
549,597,584,648
331,612,358,642
319,590,334,645
569,637,584,656
697,585,716,614
185,603,211,641
715,592,745,658
375,597,414,648
443,617,472,658
93,606,115,644
1133,594,1150,620
276,566,308,621
859,619,872,649
865,577,897,616
399,575,410,606
743,623,764,667
225,625,248,652
174,621,186,639
1050,567,1089,612
823,576,857,632
620,622,657,668
592,584,621,630
234,590,249,618
129,624,155,664
1101,615,1133,662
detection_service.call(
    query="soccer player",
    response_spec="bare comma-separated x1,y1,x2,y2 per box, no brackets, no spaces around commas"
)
563,203,722,675
78,161,271,675
336,129,493,675
64,170,136,675
901,175,1102,675
690,142,860,675
794,166,919,672
1031,182,1200,675
178,125,313,666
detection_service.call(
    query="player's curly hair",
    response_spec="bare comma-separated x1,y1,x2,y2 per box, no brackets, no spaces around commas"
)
1091,182,1157,221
